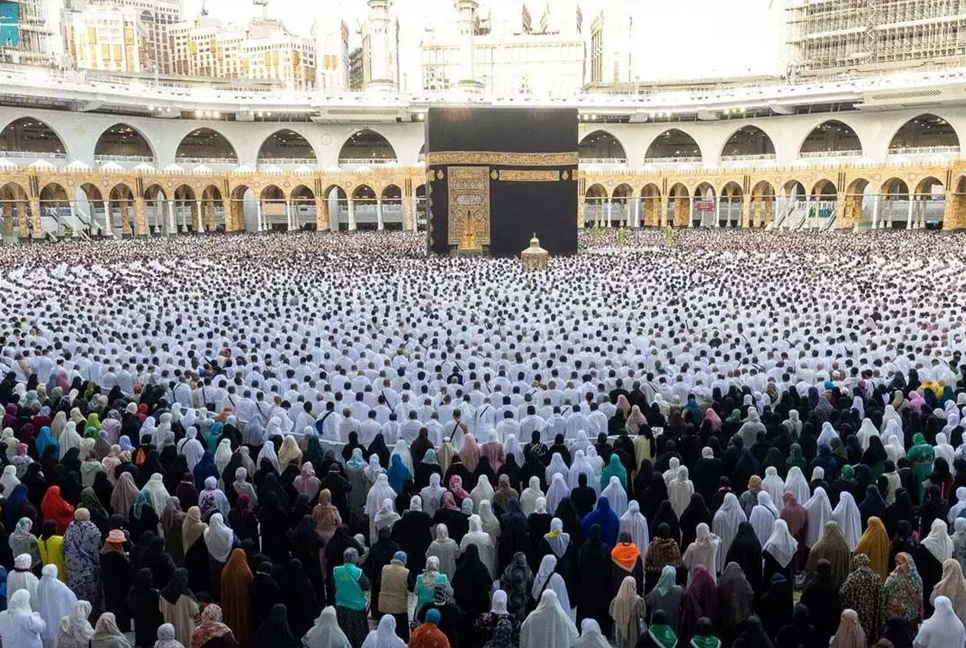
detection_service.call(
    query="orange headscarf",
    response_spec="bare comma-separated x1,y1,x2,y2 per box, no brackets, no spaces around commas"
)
611,541,641,571
854,516,890,579
219,548,252,645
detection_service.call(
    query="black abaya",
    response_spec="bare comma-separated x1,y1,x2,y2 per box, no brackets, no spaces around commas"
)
126,567,164,648
725,522,763,599
576,525,613,636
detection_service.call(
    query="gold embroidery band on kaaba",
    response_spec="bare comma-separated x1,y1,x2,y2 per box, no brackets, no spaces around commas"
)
497,170,561,182
426,151,578,167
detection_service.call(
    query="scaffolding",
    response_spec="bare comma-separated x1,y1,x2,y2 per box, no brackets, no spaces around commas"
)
0,0,54,64
787,0,966,79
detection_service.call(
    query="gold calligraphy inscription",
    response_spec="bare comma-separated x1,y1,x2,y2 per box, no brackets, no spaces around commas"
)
497,170,560,182
447,165,490,246
426,151,578,167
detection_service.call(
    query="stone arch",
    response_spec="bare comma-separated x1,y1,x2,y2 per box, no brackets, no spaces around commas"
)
256,129,318,164
107,183,135,235
579,130,627,163
94,123,156,162
379,184,403,230
324,184,349,231
750,180,775,228
913,175,945,229
610,183,634,227
949,175,966,231
843,178,871,228
888,114,960,153
229,184,255,232
0,181,29,237
640,183,661,228
879,178,911,229
172,184,198,233
0,117,69,158
799,119,863,158
143,183,167,234
692,182,716,227
667,182,690,228
645,129,702,163
415,183,427,231
719,181,743,228
175,128,238,163
290,184,317,230
200,185,224,232
720,125,776,160
583,183,607,227
351,184,378,230
811,179,837,198
338,129,397,166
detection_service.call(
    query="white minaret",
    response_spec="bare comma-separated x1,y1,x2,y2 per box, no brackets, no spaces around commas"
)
363,0,398,91
455,0,483,92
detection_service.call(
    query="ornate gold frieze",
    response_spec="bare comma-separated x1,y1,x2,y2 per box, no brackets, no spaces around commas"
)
497,170,562,182
447,166,490,247
427,151,578,167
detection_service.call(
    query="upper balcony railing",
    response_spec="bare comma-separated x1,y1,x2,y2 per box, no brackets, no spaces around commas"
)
644,156,702,165
888,145,961,155
0,150,67,160
720,153,777,162
579,157,628,166
94,154,155,164
800,150,862,159
4,62,966,112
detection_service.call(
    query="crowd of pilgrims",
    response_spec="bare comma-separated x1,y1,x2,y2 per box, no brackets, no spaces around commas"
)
0,229,963,648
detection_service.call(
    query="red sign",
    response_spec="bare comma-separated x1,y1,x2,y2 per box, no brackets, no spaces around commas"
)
694,199,716,212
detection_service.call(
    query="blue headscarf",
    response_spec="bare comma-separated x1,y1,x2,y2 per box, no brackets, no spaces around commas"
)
192,451,219,490
1,484,27,531
34,426,59,458
581,496,620,547
387,454,412,494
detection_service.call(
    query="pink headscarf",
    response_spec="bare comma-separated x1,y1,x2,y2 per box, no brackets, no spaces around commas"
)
459,434,482,472
705,408,722,431
829,609,866,648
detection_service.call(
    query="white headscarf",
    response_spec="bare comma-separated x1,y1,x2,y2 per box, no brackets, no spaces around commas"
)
361,614,405,648
504,434,523,464
178,428,204,472
546,453,569,484
761,466,785,505
575,619,610,648
203,513,234,563
460,514,496,578
470,475,494,513
914,595,966,648
619,501,649,553
831,491,861,551
682,522,720,581
0,465,20,496
762,519,798,568
35,564,76,642
667,466,694,519
418,473,445,517
303,607,351,648
0,589,44,648
532,554,558,600
601,476,628,517
568,450,596,492
59,422,82,460
373,498,400,537
783,466,810,506
803,487,832,548
256,439,282,474
712,492,745,563
365,474,397,543
390,440,413,475
7,554,39,609
519,589,578,648
817,422,837,448
545,473,569,516
520,476,545,516
950,487,966,523
924,518,955,563
749,496,779,547
141,473,170,517
857,418,879,451
213,439,233,476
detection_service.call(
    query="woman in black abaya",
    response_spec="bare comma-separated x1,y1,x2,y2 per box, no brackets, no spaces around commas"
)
284,558,321,639
126,567,164,648
725,522,763,600
497,498,530,574
576,524,613,636
452,544,494,647
678,493,712,550
252,603,299,648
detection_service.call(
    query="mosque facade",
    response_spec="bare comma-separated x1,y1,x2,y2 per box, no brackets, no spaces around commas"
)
3,67,966,237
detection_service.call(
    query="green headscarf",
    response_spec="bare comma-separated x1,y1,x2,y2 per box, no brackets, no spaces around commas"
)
690,635,720,648
786,443,805,470
423,449,439,465
648,624,677,648
600,453,627,490
840,464,855,482
86,413,101,431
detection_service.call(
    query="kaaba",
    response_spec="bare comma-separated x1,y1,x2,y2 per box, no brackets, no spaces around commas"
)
425,107,578,256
